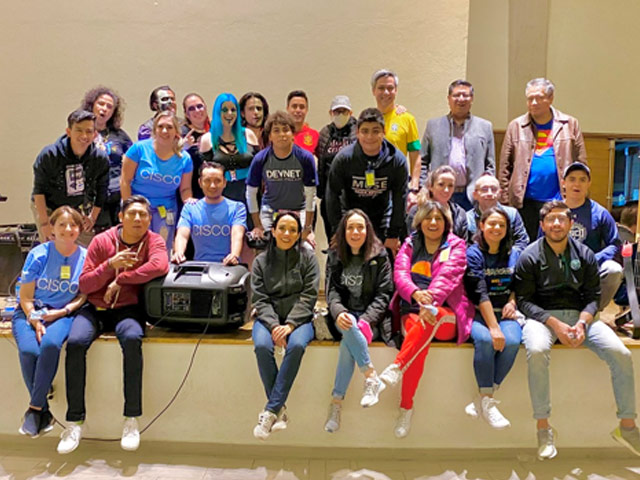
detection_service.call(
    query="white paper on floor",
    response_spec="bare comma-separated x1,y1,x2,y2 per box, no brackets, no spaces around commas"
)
508,471,536,480
331,469,392,480
210,466,299,479
415,470,474,480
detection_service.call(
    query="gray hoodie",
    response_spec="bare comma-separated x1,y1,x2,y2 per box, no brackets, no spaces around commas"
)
251,244,319,331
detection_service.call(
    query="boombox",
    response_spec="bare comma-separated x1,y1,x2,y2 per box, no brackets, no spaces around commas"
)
144,261,250,326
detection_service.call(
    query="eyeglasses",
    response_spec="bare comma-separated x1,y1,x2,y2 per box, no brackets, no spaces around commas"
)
477,186,499,193
450,93,472,99
543,214,570,224
187,104,205,112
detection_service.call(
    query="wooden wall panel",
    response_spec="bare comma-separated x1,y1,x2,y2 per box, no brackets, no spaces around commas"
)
493,130,630,211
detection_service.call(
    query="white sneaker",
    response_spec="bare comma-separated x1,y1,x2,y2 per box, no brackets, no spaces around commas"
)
464,397,480,419
324,403,342,433
253,410,277,440
380,363,402,387
57,423,82,454
537,427,558,460
121,417,140,451
480,396,510,429
272,406,288,432
394,408,413,438
361,376,386,407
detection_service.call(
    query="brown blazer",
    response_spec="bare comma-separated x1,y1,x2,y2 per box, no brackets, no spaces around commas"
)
498,107,587,208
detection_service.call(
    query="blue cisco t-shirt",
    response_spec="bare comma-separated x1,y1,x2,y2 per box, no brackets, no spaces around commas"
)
125,139,193,209
19,242,87,309
177,198,247,262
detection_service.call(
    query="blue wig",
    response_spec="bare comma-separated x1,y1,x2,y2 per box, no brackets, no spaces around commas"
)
209,93,247,154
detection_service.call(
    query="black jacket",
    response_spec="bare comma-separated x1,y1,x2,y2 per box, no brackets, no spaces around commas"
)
326,139,408,239
514,237,600,322
316,117,358,199
450,201,469,242
32,135,109,211
325,244,393,333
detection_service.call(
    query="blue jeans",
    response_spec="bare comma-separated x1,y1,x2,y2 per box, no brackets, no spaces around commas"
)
471,313,522,394
522,309,636,419
150,206,176,254
12,310,74,409
252,320,314,413
332,314,372,399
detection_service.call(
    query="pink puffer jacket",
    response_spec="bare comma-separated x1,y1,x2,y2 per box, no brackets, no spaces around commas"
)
393,232,474,344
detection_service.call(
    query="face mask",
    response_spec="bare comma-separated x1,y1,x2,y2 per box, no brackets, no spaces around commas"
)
332,113,350,129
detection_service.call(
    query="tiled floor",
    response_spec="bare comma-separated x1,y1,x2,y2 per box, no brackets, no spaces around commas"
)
1,436,640,479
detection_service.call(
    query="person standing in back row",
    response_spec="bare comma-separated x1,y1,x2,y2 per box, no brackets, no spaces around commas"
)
498,78,586,240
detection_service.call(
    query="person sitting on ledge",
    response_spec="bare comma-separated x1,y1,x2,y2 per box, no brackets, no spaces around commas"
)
464,206,522,429
323,209,393,433
514,200,640,460
251,212,319,440
379,200,474,439
57,195,169,455
13,206,87,438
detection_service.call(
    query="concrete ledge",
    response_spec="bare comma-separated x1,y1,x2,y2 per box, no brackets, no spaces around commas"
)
1,318,639,450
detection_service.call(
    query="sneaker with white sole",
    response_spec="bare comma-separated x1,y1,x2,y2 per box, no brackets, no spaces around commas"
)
19,409,41,438
253,410,277,440
464,397,480,419
361,376,386,407
324,403,342,433
611,426,640,456
380,363,402,387
272,406,288,432
39,410,55,436
394,408,413,438
121,417,140,451
57,423,82,454
536,426,558,460
480,396,510,429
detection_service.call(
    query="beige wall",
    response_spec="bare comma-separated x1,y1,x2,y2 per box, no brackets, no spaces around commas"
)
466,0,509,128
468,0,640,135
547,0,640,134
0,0,469,224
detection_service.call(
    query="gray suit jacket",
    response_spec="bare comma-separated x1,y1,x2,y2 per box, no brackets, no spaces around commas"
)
419,114,495,202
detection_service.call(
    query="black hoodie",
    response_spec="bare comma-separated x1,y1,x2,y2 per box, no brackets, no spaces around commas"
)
316,117,358,199
32,135,109,211
326,139,408,239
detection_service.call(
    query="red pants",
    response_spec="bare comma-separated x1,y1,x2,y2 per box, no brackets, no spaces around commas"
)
395,309,456,409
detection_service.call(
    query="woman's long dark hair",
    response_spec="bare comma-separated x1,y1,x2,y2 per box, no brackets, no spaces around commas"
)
266,211,302,259
473,206,514,258
330,209,383,264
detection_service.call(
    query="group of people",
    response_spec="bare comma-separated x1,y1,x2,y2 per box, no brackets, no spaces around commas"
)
16,70,640,460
